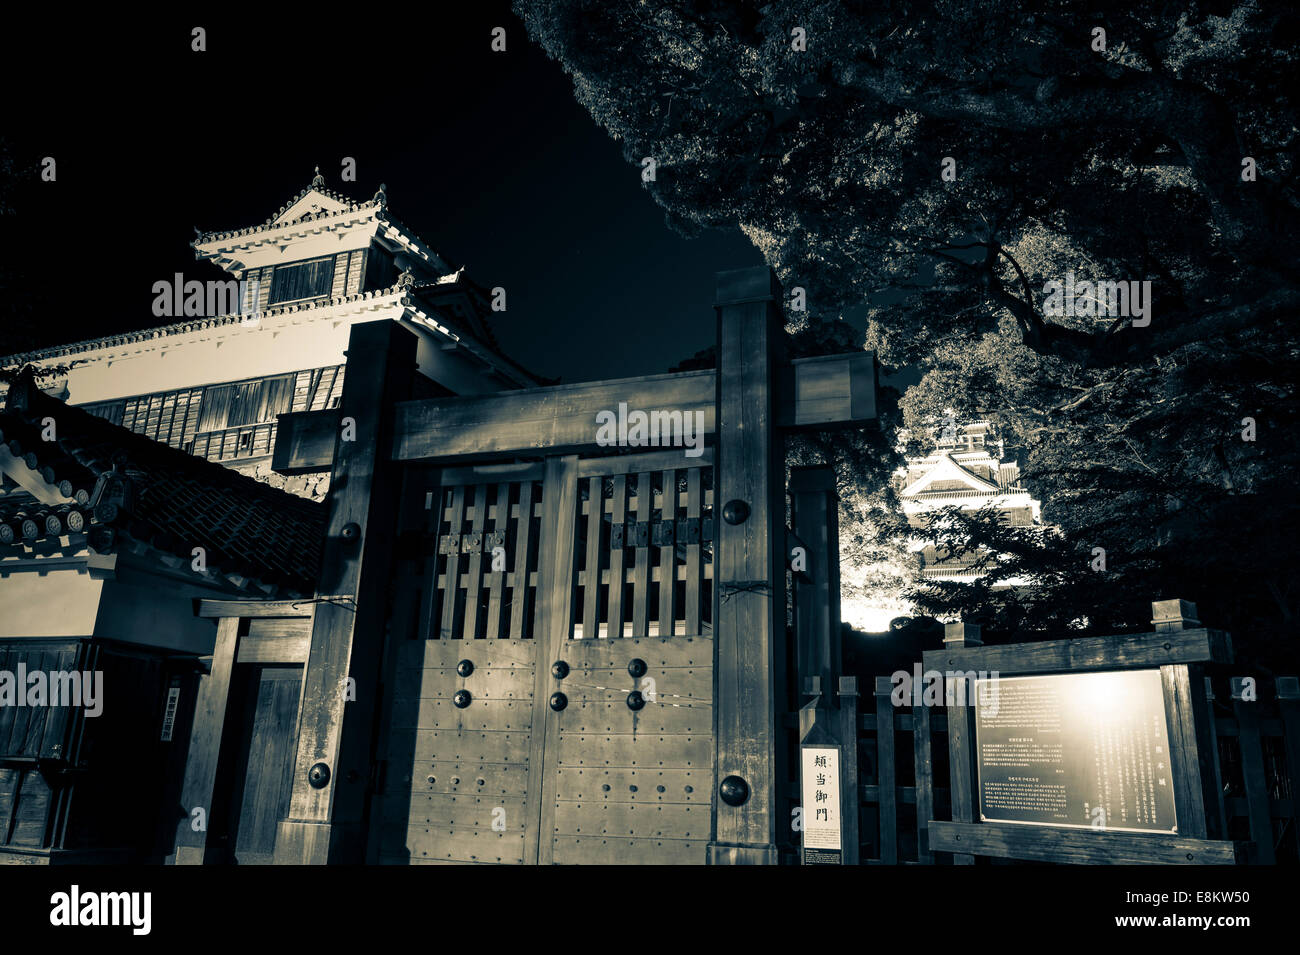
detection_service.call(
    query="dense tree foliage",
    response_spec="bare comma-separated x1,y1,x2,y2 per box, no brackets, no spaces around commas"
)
518,0,1300,663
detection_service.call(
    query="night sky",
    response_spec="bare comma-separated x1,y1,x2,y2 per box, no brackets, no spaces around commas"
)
1,5,764,383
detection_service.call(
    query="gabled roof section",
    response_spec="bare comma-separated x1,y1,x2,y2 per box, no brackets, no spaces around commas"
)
900,452,1002,497
271,169,354,225
0,371,325,594
193,170,386,250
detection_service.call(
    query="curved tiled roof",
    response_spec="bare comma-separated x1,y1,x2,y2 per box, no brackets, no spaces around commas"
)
0,372,324,593
192,191,384,246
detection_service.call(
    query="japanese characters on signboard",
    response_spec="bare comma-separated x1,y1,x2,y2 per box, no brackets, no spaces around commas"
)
800,744,842,864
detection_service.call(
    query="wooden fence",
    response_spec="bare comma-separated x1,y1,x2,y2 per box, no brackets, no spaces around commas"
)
840,626,1300,864
1204,675,1300,864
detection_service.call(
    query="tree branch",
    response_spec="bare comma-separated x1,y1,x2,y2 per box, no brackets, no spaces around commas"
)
838,61,1296,264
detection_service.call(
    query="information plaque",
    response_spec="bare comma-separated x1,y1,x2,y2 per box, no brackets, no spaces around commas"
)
800,744,843,864
973,670,1177,833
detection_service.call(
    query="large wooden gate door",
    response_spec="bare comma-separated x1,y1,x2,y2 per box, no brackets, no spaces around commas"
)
543,451,714,865
376,464,546,864
374,449,715,865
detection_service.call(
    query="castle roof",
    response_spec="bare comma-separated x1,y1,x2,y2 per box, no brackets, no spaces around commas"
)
191,171,452,275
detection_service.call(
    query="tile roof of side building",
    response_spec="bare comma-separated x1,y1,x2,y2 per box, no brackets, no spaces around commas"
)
0,369,325,594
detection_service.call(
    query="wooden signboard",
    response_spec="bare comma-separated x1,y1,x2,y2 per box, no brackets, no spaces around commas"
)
924,613,1244,865
974,671,1176,833
800,744,843,864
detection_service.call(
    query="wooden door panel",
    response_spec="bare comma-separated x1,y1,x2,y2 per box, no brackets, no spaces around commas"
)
563,667,711,705
230,665,301,865
8,770,51,847
553,801,708,840
555,767,707,803
378,582,541,862
393,823,528,865
558,701,710,735
396,637,538,671
550,835,709,865
392,661,534,698
391,793,530,830
553,732,712,768
408,762,532,797
542,457,716,865
389,728,533,765
397,698,535,731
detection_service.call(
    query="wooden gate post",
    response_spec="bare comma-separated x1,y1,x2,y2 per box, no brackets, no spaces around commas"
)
274,319,417,864
943,621,981,865
837,677,860,864
172,616,240,864
790,466,841,696
1278,678,1300,861
1230,676,1274,863
1152,598,1223,844
708,266,787,865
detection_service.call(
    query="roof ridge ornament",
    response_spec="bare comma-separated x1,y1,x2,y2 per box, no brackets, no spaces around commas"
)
312,165,326,188
374,182,387,206
5,365,39,411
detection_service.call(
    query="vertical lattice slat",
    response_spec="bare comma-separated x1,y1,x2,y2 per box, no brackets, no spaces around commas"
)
416,486,439,640
605,475,628,638
460,485,488,639
631,471,653,636
509,481,536,638
581,476,603,639
484,484,506,639
657,468,678,636
438,486,466,639
684,467,702,636
913,696,935,864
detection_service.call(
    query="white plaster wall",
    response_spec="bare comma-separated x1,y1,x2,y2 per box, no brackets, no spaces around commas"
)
31,303,507,406
92,575,220,654
0,566,104,638
54,299,410,405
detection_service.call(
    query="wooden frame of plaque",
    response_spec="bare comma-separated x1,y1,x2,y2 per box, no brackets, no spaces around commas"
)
922,626,1245,865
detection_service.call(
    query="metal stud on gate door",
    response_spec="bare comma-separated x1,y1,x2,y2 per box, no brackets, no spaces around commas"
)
551,660,570,679
308,762,331,789
722,500,750,525
719,775,750,806
626,690,645,711
627,658,647,678
549,692,568,712
456,659,474,678
453,689,472,708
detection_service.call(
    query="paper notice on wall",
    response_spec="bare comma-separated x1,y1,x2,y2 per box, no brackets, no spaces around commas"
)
160,680,181,742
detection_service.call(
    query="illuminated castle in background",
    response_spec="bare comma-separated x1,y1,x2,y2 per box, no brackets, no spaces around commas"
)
894,420,1043,586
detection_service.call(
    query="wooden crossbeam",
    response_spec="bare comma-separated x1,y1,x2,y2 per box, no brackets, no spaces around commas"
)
923,628,1234,675
273,352,877,473
928,821,1242,865
398,369,716,463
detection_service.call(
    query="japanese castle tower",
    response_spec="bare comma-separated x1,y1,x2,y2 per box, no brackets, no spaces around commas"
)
0,170,538,499
894,420,1043,584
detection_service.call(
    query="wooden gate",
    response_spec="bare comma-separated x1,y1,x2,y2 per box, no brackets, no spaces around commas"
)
376,450,715,864
271,266,876,865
